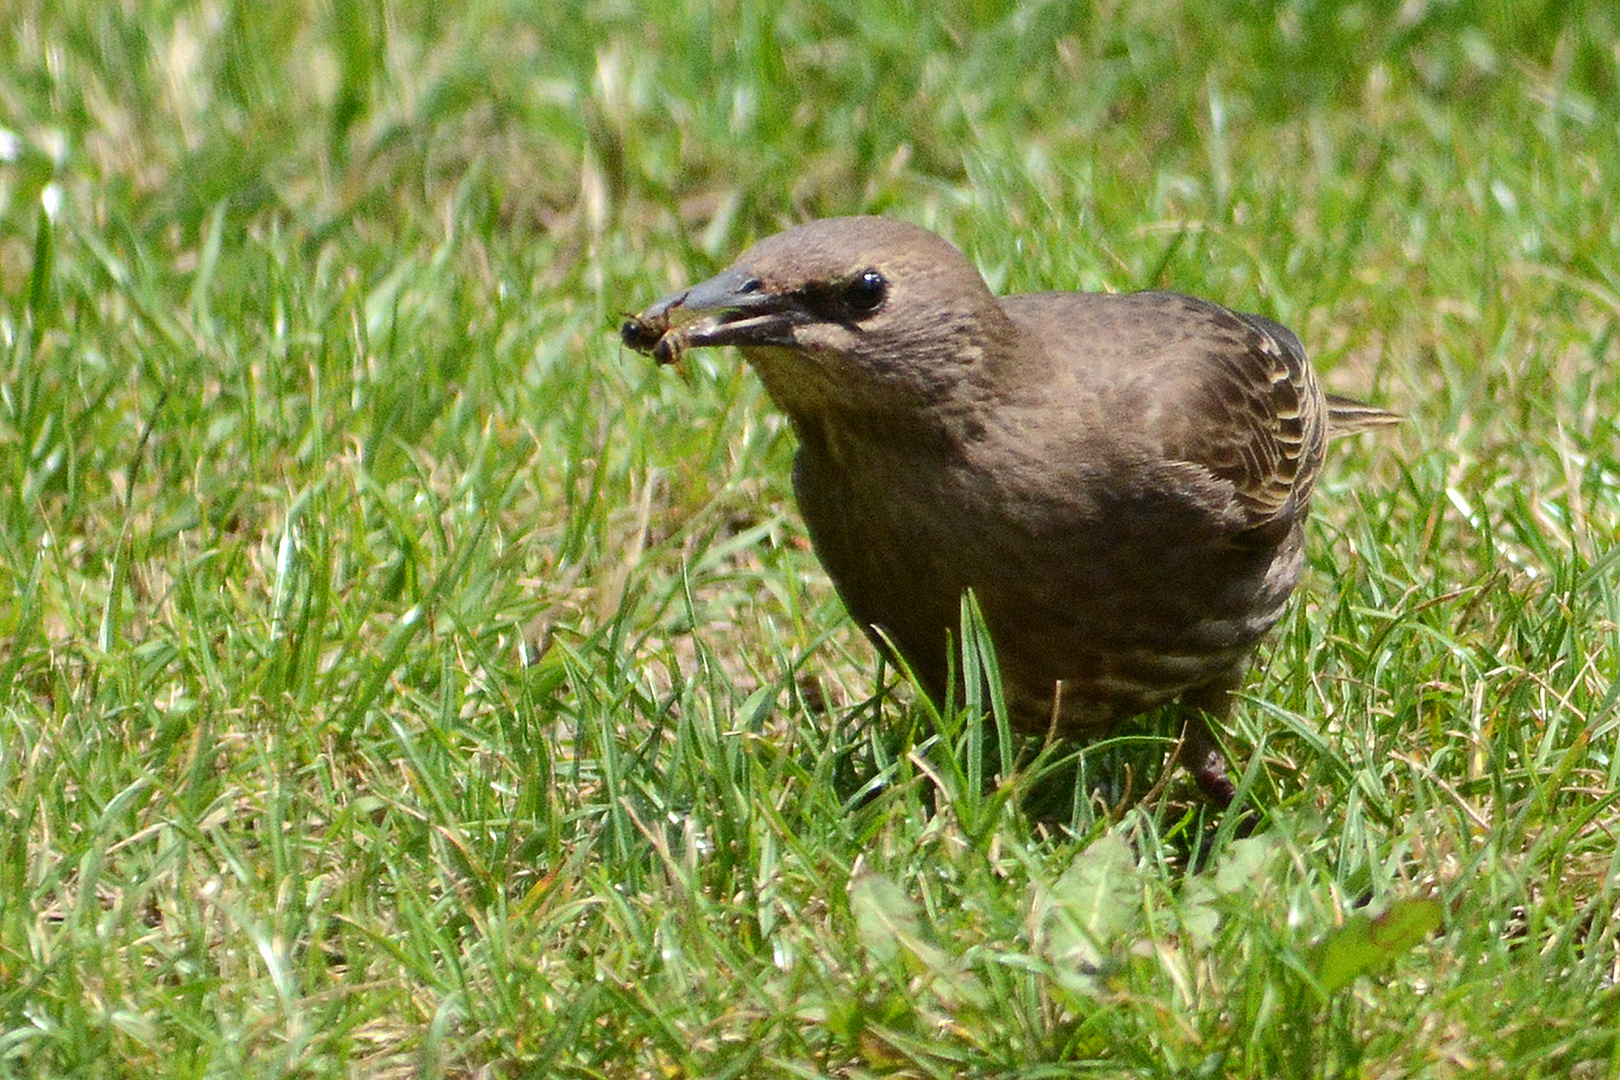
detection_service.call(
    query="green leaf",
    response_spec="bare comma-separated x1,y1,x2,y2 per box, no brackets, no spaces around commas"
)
850,869,989,1009
1313,898,1444,995
1034,831,1140,991
850,869,916,969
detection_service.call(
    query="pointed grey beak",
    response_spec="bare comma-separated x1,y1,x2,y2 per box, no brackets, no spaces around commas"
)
643,265,765,322
622,266,805,362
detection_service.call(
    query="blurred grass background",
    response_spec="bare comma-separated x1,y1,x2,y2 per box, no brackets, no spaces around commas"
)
2,0,1618,1076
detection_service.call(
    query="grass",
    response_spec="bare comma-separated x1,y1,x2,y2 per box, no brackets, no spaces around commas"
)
3,0,1619,1075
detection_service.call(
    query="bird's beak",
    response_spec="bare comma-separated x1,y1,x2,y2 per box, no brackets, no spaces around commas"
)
625,266,805,362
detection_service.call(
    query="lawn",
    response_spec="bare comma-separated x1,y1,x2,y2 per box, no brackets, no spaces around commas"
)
2,1,1618,1076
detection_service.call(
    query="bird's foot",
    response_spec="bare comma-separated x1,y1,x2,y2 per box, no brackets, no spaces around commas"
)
1177,717,1237,809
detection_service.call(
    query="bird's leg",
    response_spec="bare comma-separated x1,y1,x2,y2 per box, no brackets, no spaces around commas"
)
1175,673,1243,808
1177,714,1236,807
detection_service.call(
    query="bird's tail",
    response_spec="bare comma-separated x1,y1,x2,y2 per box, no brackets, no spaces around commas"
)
1324,393,1400,436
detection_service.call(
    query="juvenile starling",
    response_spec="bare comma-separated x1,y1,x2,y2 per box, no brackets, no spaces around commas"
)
623,216,1395,804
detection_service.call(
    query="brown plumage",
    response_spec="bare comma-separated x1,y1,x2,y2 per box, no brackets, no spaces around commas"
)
623,216,1395,804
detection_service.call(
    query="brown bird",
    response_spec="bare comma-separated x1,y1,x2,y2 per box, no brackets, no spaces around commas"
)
623,216,1395,804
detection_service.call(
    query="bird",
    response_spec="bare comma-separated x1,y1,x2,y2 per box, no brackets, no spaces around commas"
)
622,216,1395,805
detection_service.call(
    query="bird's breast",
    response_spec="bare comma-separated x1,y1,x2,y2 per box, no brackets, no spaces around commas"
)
788,414,1303,724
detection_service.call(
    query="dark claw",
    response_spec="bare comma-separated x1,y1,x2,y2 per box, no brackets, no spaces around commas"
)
1178,714,1237,808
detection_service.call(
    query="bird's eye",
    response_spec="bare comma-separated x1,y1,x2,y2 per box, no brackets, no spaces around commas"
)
843,270,888,316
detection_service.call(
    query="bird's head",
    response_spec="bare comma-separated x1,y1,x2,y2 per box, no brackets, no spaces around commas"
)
625,217,1015,418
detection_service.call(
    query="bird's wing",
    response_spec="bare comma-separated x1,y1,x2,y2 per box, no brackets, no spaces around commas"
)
1180,305,1327,529
1005,291,1328,538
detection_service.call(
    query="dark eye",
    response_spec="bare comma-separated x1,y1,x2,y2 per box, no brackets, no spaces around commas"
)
843,269,887,316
